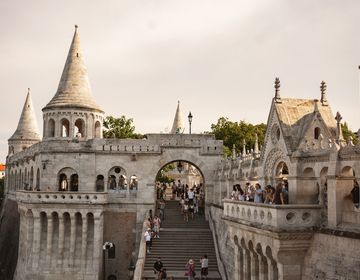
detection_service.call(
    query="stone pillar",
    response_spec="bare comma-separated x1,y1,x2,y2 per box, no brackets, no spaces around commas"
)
93,212,104,275
46,212,54,270
250,248,259,280
58,214,65,270
31,211,41,270
286,176,298,204
81,214,88,272
70,212,76,268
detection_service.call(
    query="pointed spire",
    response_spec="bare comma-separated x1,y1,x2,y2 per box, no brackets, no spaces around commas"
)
254,133,259,156
242,139,246,157
43,25,102,112
320,81,328,106
170,101,185,134
274,77,282,103
232,144,236,160
9,88,40,141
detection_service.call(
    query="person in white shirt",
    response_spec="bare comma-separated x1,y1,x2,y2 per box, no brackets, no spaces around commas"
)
200,255,209,279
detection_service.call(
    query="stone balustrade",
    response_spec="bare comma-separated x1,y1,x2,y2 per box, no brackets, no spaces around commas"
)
16,190,107,204
223,199,322,231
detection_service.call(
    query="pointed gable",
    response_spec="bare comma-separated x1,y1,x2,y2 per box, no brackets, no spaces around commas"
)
274,98,337,153
9,89,40,141
43,25,102,112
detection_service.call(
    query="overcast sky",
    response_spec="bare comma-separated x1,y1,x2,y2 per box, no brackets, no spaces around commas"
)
1,0,360,162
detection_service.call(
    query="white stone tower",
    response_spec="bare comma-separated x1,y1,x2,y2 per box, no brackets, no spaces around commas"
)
8,88,40,155
170,101,185,134
42,25,104,140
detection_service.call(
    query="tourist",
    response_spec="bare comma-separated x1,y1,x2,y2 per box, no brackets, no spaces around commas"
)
264,185,274,204
272,183,283,204
183,201,189,222
159,268,167,280
172,183,176,200
153,257,164,278
254,183,263,203
145,228,152,253
238,186,245,201
231,185,237,200
351,180,359,208
180,194,185,214
189,201,195,219
194,196,199,214
188,188,195,204
280,181,289,204
200,255,209,279
159,199,166,220
246,183,255,202
153,215,161,238
185,259,196,280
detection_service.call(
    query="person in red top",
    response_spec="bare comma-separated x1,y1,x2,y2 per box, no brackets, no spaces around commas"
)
185,259,196,280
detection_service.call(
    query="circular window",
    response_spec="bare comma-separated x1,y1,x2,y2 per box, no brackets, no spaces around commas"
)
114,167,121,174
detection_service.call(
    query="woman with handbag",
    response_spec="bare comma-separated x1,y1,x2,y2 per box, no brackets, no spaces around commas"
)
185,259,196,280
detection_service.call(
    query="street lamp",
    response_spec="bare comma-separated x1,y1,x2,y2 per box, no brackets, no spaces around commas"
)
102,242,115,280
188,112,193,134
177,161,184,173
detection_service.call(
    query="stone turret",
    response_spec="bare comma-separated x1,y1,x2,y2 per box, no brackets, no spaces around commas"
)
42,25,104,139
170,101,185,134
8,88,41,155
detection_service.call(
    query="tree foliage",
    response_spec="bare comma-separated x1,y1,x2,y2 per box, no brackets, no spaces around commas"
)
210,117,267,157
156,163,176,184
342,122,359,145
103,116,144,139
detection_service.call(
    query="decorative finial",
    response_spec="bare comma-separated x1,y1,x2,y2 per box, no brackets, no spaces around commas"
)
242,139,246,157
232,144,236,160
254,133,259,157
335,111,345,146
75,24,78,30
27,88,30,94
274,77,282,103
320,81,328,106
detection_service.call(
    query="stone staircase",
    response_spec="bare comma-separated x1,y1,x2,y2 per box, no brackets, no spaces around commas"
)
143,200,222,279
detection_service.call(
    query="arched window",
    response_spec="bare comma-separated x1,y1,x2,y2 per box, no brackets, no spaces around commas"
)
130,175,138,190
119,175,127,190
70,174,79,191
96,175,104,192
95,121,101,138
314,127,321,140
48,119,55,137
61,119,70,137
74,119,85,138
108,175,116,190
59,173,68,191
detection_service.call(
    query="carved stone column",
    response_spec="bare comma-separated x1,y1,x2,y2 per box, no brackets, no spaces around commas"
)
57,214,65,270
70,212,76,268
31,210,41,270
93,211,104,274
81,214,88,272
46,211,54,270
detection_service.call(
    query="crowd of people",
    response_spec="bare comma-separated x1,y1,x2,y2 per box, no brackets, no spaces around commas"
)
230,181,289,205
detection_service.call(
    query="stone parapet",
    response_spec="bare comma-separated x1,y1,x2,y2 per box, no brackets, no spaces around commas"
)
223,199,322,231
16,190,107,205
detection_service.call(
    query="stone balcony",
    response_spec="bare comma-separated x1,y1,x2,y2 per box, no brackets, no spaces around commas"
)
223,199,322,231
16,190,108,205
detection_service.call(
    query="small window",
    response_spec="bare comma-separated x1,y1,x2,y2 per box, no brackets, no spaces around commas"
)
314,127,321,140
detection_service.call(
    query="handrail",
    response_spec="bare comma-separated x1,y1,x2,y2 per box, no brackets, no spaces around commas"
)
133,216,149,280
208,206,229,280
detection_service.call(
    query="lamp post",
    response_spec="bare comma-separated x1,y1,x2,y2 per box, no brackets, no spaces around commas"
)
188,112,193,134
177,161,184,173
127,259,135,280
102,241,115,280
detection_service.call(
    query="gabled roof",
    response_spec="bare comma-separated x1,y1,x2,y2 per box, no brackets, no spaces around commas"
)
170,101,185,134
43,26,103,112
274,98,337,152
9,89,41,142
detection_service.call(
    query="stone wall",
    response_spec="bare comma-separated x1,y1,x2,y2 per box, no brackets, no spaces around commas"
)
103,211,137,280
0,198,19,280
303,233,360,280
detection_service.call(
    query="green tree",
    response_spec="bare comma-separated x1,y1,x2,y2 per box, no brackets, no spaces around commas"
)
210,117,267,157
156,163,176,184
342,122,359,145
103,115,144,139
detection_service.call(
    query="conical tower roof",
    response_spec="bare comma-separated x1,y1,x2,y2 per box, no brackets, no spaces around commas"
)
43,25,103,112
170,101,185,134
9,89,41,141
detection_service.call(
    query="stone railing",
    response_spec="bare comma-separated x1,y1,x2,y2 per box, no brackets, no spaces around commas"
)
223,199,322,231
16,190,108,204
